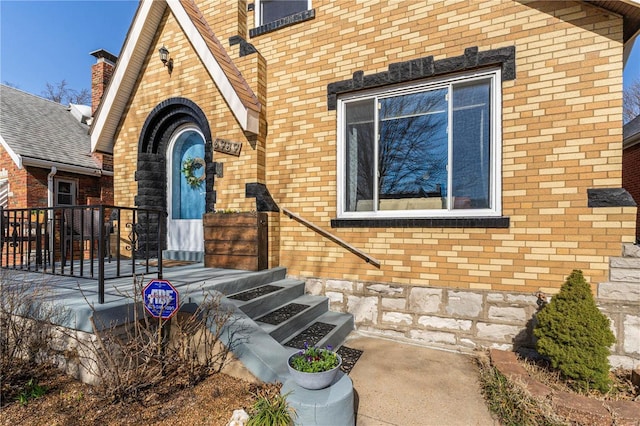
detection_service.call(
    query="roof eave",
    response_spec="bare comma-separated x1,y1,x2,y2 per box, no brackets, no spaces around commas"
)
0,134,23,169
624,133,640,149
90,0,166,154
168,0,261,132
21,157,103,176
91,0,261,154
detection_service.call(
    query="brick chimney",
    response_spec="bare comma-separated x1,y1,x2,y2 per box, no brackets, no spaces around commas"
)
90,49,117,116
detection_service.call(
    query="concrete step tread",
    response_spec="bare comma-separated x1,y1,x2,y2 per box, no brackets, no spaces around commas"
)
209,267,288,296
282,310,355,350
226,278,303,302
255,294,328,329
227,279,306,319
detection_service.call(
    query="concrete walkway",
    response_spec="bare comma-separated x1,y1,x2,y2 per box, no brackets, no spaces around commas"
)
345,335,498,426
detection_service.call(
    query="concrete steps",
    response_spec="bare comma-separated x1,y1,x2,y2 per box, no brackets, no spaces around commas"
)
598,244,640,301
219,268,354,384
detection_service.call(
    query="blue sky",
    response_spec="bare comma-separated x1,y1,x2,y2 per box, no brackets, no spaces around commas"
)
0,1,639,98
0,0,138,97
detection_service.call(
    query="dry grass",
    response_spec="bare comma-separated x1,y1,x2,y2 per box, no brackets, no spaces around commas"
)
476,350,639,426
1,361,278,426
520,357,639,401
476,351,566,426
0,273,280,425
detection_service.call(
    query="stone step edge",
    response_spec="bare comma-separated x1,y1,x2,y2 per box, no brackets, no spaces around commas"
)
610,256,640,268
597,281,640,301
489,349,640,425
622,244,640,258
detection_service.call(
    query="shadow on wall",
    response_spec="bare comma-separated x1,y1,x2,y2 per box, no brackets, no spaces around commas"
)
513,293,547,358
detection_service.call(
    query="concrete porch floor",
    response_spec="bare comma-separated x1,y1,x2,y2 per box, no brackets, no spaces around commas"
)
1,261,269,332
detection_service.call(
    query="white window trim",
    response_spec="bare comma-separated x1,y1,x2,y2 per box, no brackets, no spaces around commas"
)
336,68,502,219
254,0,312,27
55,178,78,206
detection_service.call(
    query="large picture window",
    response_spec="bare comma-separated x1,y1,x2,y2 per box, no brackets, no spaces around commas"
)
255,0,310,26
338,69,501,218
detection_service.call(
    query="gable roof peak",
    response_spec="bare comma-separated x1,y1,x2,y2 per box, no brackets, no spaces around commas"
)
90,0,261,154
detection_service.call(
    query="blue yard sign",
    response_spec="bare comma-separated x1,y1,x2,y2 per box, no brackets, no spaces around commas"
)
143,279,179,319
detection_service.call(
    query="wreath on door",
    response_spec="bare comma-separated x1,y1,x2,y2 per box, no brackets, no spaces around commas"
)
181,157,206,189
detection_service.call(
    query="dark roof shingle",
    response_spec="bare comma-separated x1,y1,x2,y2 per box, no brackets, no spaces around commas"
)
624,115,640,142
0,84,100,171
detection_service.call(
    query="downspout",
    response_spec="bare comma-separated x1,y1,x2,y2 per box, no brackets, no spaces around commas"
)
47,166,57,209
47,167,57,261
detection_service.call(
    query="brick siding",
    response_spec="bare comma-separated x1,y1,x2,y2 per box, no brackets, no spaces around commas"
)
0,146,112,209
623,143,640,241
111,0,636,295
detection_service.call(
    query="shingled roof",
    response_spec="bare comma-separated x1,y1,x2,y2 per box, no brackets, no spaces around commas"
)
624,114,640,148
0,85,102,174
179,0,260,113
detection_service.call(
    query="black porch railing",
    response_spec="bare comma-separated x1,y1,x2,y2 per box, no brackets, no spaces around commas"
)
0,205,165,304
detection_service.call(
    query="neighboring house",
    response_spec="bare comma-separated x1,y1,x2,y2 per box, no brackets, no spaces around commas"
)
624,114,640,243
0,84,113,210
91,0,640,366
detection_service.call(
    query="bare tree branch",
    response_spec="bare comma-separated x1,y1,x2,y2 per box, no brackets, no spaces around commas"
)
624,78,640,123
41,80,90,105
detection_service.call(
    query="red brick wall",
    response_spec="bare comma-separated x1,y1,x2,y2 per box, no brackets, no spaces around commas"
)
623,143,640,241
0,146,28,208
92,60,115,115
0,146,113,209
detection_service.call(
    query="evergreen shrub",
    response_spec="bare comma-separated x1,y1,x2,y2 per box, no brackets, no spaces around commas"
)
533,270,616,393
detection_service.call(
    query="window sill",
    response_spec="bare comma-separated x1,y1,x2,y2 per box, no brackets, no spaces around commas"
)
330,217,510,229
249,9,315,38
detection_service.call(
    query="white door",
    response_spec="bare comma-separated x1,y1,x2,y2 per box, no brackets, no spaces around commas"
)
166,127,206,252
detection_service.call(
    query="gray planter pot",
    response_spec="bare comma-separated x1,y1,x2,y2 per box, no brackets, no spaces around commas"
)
287,353,343,390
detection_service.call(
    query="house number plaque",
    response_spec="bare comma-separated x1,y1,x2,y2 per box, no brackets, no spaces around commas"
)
213,138,242,156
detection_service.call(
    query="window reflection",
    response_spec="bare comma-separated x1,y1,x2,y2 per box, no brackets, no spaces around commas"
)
260,0,308,24
379,89,448,210
342,75,494,215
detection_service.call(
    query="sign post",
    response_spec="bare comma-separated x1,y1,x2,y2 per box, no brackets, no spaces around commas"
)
143,279,179,358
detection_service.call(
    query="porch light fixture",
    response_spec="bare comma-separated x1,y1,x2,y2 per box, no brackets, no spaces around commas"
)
158,45,173,74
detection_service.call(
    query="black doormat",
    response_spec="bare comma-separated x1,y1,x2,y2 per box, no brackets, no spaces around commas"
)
285,322,335,349
336,346,363,374
228,285,282,301
256,303,310,325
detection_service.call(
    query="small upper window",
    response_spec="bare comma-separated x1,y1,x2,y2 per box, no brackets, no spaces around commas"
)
256,0,310,26
337,69,502,219
55,179,77,206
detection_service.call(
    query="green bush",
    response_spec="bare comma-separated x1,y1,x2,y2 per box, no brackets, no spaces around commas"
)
533,270,615,393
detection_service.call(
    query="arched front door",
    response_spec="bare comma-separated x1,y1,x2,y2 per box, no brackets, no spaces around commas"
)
166,127,206,252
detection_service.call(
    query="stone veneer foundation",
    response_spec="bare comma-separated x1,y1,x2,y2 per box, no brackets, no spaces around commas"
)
301,245,640,370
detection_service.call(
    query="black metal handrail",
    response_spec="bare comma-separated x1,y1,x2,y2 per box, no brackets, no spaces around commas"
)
0,205,165,304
